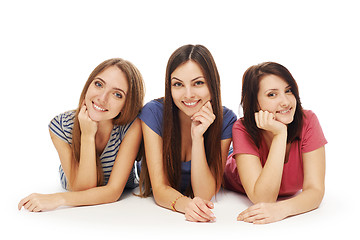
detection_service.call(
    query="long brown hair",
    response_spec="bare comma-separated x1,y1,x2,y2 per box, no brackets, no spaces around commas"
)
241,62,304,148
139,44,223,197
70,58,145,188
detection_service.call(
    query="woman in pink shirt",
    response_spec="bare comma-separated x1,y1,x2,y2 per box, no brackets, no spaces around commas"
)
224,62,327,224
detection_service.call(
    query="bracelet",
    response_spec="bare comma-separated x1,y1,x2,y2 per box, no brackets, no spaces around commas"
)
171,195,185,212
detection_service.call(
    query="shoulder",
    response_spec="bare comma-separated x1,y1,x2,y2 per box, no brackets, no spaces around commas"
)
232,118,260,156
138,98,164,136
49,110,76,144
220,106,237,140
300,109,327,152
301,109,323,132
139,99,164,119
232,118,249,135
222,106,237,123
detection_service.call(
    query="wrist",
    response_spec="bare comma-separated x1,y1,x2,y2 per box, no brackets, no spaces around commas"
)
273,130,287,139
191,135,204,144
55,192,67,207
81,134,95,141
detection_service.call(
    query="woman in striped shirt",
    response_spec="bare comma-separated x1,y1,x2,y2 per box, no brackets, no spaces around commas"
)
18,58,145,212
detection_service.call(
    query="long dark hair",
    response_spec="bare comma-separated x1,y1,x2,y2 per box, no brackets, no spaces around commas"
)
139,44,223,197
241,62,304,148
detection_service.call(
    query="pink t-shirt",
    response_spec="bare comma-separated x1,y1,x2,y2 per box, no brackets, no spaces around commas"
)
224,110,327,196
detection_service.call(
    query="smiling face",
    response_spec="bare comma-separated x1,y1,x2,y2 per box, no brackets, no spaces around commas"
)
170,60,211,118
84,65,129,122
257,74,297,125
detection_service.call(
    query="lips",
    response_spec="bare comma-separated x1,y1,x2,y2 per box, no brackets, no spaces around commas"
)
276,108,292,114
92,102,107,112
183,100,200,107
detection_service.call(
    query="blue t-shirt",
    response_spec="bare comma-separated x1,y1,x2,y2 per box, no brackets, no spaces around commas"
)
139,99,237,193
49,110,138,190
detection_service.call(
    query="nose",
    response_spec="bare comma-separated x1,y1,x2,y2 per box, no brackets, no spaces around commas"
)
184,86,195,99
280,93,290,107
98,91,109,105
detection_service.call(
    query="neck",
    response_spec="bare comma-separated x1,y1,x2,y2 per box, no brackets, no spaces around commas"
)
96,119,114,136
178,110,192,130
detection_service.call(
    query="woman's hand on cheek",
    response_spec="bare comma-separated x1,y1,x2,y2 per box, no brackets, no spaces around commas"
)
190,101,215,139
78,104,98,137
254,110,287,136
184,197,216,222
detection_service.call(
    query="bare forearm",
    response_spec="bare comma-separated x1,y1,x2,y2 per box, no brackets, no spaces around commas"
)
279,188,324,218
191,137,216,200
153,185,190,213
59,185,122,207
252,133,287,203
72,136,97,190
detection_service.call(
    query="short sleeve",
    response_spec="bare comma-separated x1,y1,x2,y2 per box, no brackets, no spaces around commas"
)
232,119,260,158
138,100,164,137
221,107,237,140
301,110,327,153
48,111,75,144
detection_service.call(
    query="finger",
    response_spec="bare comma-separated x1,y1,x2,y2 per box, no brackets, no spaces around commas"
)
192,115,211,126
201,102,214,115
23,200,34,212
254,112,260,128
242,209,264,220
243,214,266,223
195,201,216,221
204,100,213,112
18,197,29,210
32,206,42,213
78,105,87,118
188,211,209,222
185,213,197,222
203,200,214,209
195,110,215,124
237,203,262,218
187,208,210,222
268,112,275,121
253,218,269,224
192,107,215,121
261,110,269,125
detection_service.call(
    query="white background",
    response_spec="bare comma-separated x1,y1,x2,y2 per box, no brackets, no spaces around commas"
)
1,0,359,239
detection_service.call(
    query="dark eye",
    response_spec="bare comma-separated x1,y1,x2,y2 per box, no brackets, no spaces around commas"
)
94,81,103,88
286,88,292,94
172,82,182,87
194,81,205,86
114,92,123,99
267,92,276,97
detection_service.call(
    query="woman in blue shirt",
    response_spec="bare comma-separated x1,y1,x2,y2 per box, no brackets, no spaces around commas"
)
138,45,236,222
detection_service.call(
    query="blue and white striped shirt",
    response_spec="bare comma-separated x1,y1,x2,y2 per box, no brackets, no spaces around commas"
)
49,110,138,190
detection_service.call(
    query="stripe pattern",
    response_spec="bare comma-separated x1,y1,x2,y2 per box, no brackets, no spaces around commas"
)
49,110,138,190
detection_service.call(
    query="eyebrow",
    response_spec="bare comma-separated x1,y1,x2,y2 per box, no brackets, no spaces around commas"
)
171,76,205,82
94,77,127,95
264,85,291,93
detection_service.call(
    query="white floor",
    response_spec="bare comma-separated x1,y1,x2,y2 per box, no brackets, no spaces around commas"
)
7,171,358,239
2,1,360,239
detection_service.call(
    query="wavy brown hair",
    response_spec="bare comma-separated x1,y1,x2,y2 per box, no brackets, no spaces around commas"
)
70,58,145,188
241,62,304,148
139,44,223,197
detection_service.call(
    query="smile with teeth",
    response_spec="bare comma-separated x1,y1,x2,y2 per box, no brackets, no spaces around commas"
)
183,100,199,107
93,102,107,112
277,108,292,114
